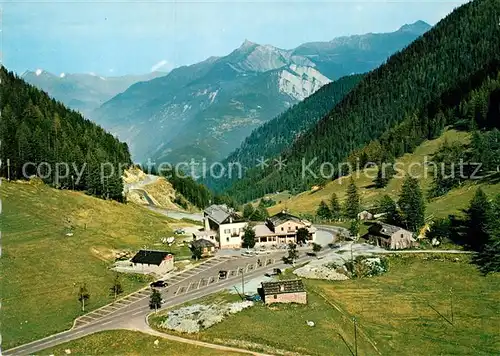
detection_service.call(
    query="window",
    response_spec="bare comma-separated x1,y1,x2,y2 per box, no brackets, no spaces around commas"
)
295,226,298,230
401,234,404,238
281,227,284,231
273,294,277,299
226,237,229,242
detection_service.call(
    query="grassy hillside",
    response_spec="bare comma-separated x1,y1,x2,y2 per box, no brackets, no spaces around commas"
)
268,130,500,218
43,330,241,356
151,255,500,355
0,181,190,349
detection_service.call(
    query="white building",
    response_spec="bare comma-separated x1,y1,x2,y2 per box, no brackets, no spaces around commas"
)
253,212,317,247
198,204,247,249
129,250,174,275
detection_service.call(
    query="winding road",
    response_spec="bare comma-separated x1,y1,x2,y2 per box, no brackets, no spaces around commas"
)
3,222,472,355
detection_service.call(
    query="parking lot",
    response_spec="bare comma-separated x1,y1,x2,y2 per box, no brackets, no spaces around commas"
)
72,254,280,329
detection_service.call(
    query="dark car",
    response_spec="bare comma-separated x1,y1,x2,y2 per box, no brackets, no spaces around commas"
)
218,270,228,279
150,280,167,288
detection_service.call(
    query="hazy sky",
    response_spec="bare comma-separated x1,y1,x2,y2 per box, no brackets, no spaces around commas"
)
2,0,469,76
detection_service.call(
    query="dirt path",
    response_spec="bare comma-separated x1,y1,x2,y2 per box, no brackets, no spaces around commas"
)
125,326,274,356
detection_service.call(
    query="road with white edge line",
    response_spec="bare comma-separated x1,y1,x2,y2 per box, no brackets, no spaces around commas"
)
3,227,472,356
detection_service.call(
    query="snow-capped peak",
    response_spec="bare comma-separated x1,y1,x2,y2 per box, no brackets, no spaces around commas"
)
35,69,43,76
59,73,66,78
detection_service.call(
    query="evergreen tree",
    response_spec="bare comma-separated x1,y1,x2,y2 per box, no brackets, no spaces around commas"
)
378,195,402,226
329,193,341,220
149,289,162,311
344,178,361,220
296,227,309,245
190,244,203,260
374,164,393,188
316,200,332,221
472,236,500,275
349,219,360,239
398,176,425,231
283,242,299,266
242,204,255,220
488,194,500,237
242,225,256,249
464,188,492,251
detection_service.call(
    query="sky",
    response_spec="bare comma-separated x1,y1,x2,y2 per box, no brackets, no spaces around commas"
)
2,0,470,77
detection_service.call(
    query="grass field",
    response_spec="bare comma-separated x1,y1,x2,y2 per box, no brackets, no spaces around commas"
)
0,181,191,349
42,330,241,355
150,255,500,355
268,130,500,219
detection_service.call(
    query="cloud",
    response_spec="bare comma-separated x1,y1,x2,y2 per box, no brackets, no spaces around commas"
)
150,59,171,72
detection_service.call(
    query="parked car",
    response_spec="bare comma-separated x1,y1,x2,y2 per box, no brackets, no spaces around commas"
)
241,250,255,257
174,229,185,235
218,270,228,279
150,280,167,288
264,268,282,277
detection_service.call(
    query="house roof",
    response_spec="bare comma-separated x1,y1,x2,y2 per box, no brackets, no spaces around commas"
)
370,223,409,237
191,239,216,248
131,250,172,266
204,204,243,224
267,212,303,227
261,279,305,295
193,230,217,238
253,223,275,237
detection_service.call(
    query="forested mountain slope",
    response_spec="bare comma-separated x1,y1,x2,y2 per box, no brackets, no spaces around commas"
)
206,74,364,192
0,67,131,201
91,22,428,164
224,0,500,203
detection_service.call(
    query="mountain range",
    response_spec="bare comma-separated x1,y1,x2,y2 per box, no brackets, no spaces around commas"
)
88,21,431,164
221,0,500,202
21,70,167,116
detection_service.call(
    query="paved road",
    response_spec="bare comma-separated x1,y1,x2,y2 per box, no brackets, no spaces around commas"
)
3,246,335,356
148,206,204,221
4,223,473,356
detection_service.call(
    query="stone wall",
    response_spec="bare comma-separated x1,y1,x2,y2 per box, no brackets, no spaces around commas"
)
264,291,307,305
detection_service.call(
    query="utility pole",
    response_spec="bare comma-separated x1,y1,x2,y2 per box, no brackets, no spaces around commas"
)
353,316,358,356
7,158,10,181
450,287,454,325
242,268,245,296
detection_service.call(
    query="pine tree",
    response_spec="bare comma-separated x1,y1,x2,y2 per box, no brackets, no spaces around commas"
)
242,225,256,249
330,193,341,220
349,219,360,239
472,236,500,275
374,163,394,189
149,289,162,311
378,195,401,226
242,204,255,219
344,178,361,220
398,176,425,231
316,200,332,221
464,188,492,251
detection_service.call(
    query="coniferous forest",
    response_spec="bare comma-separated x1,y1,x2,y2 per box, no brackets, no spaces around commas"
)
223,0,500,203
205,74,364,192
0,67,131,201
